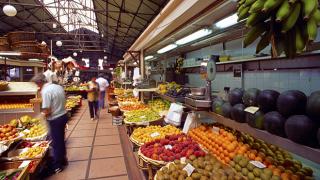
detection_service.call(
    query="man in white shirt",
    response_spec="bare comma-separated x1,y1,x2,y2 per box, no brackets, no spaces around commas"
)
95,73,109,109
31,73,68,176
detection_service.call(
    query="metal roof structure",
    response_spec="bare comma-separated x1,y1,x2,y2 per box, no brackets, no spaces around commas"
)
0,0,169,64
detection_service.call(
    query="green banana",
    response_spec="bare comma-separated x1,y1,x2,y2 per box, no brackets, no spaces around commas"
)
256,32,271,53
307,17,318,41
281,3,301,33
244,22,268,47
239,0,246,5
262,0,284,12
311,8,320,26
244,0,257,7
249,0,265,13
302,0,317,20
238,6,250,21
295,27,306,53
276,0,291,22
246,13,268,27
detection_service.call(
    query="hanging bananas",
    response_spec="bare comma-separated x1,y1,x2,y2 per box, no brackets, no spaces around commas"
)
237,0,320,58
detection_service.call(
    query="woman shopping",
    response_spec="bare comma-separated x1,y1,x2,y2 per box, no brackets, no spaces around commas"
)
87,76,99,120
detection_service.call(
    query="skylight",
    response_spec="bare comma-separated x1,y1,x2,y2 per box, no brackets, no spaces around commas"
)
43,0,99,33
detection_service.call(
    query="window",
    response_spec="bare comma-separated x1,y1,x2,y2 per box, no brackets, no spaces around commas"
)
43,0,98,33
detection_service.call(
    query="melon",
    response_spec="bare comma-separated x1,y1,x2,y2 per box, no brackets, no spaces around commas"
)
277,90,307,117
229,88,244,106
306,91,320,120
222,102,232,118
264,111,286,137
246,110,264,129
285,115,317,145
257,90,280,113
212,97,224,115
231,103,246,123
243,88,260,107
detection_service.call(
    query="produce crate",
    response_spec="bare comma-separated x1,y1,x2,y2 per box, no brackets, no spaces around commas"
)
0,161,29,180
112,116,123,126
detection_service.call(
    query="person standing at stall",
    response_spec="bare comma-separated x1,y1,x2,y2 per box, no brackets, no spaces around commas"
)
96,73,109,109
31,73,68,175
87,76,100,120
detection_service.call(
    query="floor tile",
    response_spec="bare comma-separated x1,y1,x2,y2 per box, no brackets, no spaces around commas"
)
75,124,97,130
47,160,88,180
96,128,118,136
70,129,95,138
67,147,91,161
94,135,121,146
67,137,94,148
93,175,129,180
78,120,98,125
92,145,123,159
88,157,127,178
97,123,114,129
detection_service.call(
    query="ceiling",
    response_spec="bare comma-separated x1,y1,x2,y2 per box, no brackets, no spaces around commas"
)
0,0,169,64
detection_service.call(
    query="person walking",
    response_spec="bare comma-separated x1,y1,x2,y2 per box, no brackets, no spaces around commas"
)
31,73,68,175
87,76,99,120
96,73,109,109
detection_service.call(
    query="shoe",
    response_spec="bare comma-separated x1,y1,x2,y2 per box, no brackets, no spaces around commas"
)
91,118,94,121
54,167,63,174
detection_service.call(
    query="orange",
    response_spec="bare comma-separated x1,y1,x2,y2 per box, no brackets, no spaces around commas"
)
280,172,291,180
273,168,281,176
248,153,256,160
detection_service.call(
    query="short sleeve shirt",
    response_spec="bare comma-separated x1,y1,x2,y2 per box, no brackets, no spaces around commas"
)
87,81,99,102
41,83,66,120
96,77,109,92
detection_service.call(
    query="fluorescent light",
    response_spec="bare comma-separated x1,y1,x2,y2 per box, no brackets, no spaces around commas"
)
157,44,177,54
215,13,238,29
145,55,154,60
0,52,21,56
176,28,213,45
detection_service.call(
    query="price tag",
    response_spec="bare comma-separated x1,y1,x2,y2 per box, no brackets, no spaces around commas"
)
18,160,31,168
23,129,31,134
140,121,149,126
250,161,266,169
183,163,195,176
140,115,146,119
180,157,186,164
150,132,160,138
212,126,220,134
164,145,172,150
33,142,41,147
244,106,259,114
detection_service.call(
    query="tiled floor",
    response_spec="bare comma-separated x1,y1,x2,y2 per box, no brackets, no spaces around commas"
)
47,103,129,180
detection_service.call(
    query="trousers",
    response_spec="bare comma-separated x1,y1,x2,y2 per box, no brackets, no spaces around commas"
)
88,101,98,118
99,91,106,109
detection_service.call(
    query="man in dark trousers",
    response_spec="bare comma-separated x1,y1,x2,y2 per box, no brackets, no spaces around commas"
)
31,73,68,176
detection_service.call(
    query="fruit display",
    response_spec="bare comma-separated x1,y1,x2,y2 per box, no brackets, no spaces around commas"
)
238,0,320,58
114,88,133,98
140,134,206,162
120,103,148,111
0,103,33,110
147,99,170,113
9,115,40,128
130,125,181,145
155,154,244,180
65,84,88,91
23,124,47,139
0,169,23,180
117,96,138,102
18,146,45,159
124,109,161,123
0,124,19,141
65,95,82,109
157,82,189,97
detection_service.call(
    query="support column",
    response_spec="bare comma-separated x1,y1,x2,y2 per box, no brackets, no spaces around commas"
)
140,49,144,79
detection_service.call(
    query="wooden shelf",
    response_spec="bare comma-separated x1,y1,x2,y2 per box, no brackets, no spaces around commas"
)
203,111,320,164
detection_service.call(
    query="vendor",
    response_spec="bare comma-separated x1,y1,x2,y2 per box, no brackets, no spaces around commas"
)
31,73,68,176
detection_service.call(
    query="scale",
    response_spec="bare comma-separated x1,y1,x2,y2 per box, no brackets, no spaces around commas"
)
185,55,217,108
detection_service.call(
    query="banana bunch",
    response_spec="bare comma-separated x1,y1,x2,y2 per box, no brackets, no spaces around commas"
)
238,0,320,57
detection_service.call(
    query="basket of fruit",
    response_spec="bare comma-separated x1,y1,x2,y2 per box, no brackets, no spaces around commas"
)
139,134,206,166
22,124,47,141
0,124,22,144
0,81,9,91
123,109,162,125
130,125,181,146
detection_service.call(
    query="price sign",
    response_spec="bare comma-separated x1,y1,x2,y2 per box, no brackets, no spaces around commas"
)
19,160,31,168
180,157,186,164
164,145,172,150
140,121,149,126
244,106,259,114
212,126,220,134
23,129,31,134
250,161,266,169
183,163,195,176
150,132,160,138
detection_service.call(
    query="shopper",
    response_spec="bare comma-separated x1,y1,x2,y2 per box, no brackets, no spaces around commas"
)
96,73,109,109
87,76,100,120
31,73,68,175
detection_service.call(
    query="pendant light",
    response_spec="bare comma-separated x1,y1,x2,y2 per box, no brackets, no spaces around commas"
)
3,4,17,17
73,52,77,57
56,41,62,47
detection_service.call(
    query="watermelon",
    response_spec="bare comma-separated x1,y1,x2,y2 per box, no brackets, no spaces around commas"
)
277,90,307,117
222,102,232,118
285,115,317,146
212,97,224,115
246,110,264,129
243,88,260,107
229,88,244,106
306,91,320,120
231,103,246,123
264,111,286,137
257,90,280,113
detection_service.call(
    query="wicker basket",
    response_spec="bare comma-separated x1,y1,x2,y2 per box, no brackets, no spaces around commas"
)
11,42,41,53
7,31,36,44
0,36,9,46
0,81,9,91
